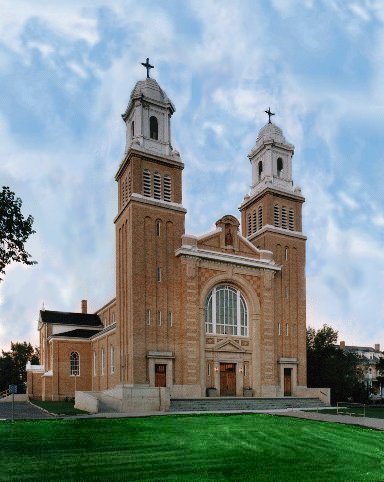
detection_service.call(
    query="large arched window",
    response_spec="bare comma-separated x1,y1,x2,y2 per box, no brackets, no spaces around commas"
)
150,116,158,140
70,352,80,376
205,285,248,336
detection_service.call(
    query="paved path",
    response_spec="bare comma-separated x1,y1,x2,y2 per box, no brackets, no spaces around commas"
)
274,409,384,431
0,402,55,420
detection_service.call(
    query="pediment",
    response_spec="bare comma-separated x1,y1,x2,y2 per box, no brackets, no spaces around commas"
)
212,339,246,353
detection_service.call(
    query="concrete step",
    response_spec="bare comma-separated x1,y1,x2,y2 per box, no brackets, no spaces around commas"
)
169,397,326,412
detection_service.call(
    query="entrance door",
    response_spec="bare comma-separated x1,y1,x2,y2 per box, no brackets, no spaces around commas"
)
155,364,167,387
220,363,236,396
284,368,292,396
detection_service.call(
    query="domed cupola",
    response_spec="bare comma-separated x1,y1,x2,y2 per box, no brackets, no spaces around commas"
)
121,60,176,158
246,112,296,197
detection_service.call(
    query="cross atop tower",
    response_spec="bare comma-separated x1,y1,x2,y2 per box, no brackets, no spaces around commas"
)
141,58,154,79
265,107,275,124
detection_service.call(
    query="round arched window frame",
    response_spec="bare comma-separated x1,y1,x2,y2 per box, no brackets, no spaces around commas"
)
205,285,248,337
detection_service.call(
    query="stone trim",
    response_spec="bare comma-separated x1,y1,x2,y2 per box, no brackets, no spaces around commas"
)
176,246,281,272
115,147,183,180
114,193,186,223
240,186,305,210
248,224,307,241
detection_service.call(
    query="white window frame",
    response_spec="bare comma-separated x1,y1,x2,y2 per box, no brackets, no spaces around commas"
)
101,348,105,376
168,311,173,327
146,309,151,326
205,285,248,337
110,346,115,374
70,352,80,376
157,310,162,326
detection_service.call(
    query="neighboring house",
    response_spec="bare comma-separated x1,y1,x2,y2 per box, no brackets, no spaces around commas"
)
27,62,328,412
340,341,384,397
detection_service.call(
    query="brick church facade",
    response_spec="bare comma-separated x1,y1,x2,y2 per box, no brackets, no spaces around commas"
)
27,67,327,411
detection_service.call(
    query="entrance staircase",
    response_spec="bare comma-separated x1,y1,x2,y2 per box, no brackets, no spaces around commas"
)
170,397,327,412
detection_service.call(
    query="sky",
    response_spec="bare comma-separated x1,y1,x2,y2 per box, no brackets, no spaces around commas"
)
0,0,383,351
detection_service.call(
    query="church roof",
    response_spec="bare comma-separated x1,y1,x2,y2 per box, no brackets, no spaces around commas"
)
256,122,290,148
122,78,175,120
40,310,103,327
51,328,102,339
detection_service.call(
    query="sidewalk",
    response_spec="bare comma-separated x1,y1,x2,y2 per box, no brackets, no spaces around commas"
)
274,409,384,430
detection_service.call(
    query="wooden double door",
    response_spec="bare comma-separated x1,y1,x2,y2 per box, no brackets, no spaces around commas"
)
155,364,167,387
220,363,236,396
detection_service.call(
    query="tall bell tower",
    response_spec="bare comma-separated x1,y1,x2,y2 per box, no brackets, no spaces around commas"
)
114,60,186,386
239,113,307,392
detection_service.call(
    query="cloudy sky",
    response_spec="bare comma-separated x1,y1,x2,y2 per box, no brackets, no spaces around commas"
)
1,0,383,351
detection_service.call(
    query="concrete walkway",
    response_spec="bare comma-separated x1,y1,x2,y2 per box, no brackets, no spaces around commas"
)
273,409,384,431
0,401,55,420
1,402,384,431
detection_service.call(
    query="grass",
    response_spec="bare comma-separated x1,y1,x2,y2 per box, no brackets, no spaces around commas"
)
316,406,384,419
1,414,384,481
31,400,88,415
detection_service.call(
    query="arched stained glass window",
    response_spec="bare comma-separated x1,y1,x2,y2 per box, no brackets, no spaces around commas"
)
205,285,248,336
70,352,80,376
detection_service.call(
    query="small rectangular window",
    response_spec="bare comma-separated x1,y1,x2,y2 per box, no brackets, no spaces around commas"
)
110,346,115,374
286,323,289,336
244,364,247,377
278,322,281,336
146,309,151,326
163,175,172,202
156,221,161,236
93,351,96,376
285,247,288,261
168,311,173,327
247,214,252,236
112,312,115,324
274,205,280,227
154,173,161,200
285,286,288,299
156,267,161,282
101,348,105,376
252,211,257,233
281,206,288,229
207,364,211,376
157,311,162,326
258,206,263,230
143,170,151,197
289,209,295,231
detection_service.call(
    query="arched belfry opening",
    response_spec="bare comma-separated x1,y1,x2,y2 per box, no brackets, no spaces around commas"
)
277,157,283,177
150,116,158,140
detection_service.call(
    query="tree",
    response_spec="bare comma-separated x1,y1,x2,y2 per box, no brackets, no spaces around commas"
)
0,342,39,393
307,325,369,404
0,186,36,281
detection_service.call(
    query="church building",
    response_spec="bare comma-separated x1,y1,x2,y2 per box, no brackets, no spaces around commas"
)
27,61,328,412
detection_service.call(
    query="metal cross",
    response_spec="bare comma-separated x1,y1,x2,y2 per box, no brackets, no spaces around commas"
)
265,107,275,124
141,58,154,78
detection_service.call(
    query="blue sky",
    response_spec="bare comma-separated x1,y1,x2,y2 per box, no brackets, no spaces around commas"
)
0,0,383,350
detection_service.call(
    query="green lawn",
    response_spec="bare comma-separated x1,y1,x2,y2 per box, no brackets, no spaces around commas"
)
31,400,88,415
1,414,384,481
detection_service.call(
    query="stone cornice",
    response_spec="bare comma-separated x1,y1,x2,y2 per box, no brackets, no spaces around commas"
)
175,246,281,272
248,224,307,241
115,147,184,181
114,193,187,223
240,186,305,210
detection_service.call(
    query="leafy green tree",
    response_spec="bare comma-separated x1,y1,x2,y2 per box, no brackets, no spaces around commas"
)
307,325,369,404
0,342,39,393
0,186,36,281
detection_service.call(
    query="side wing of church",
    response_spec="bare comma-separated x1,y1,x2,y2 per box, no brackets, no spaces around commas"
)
27,68,329,411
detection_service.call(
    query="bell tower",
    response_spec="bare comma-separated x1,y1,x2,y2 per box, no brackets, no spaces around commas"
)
115,60,186,386
239,113,307,393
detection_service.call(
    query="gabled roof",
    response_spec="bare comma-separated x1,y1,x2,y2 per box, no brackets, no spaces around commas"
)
40,310,103,327
51,329,101,339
